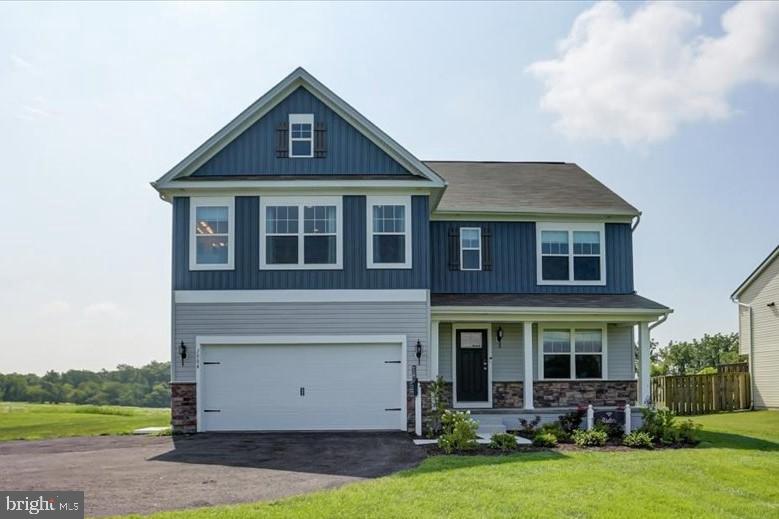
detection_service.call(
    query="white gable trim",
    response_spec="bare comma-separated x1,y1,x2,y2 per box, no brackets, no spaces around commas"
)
153,67,446,190
732,245,779,299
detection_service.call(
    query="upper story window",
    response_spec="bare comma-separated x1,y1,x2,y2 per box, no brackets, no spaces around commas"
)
189,197,234,271
540,327,607,380
537,222,605,285
260,196,342,270
460,227,482,271
367,196,412,269
289,114,314,158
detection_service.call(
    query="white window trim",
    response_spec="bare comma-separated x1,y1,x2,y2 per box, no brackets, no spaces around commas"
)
460,227,482,271
288,113,314,158
451,323,493,408
366,195,412,269
537,323,609,381
536,222,606,286
259,196,343,270
189,196,235,271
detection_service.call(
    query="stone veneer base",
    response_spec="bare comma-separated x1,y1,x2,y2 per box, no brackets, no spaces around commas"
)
171,382,197,433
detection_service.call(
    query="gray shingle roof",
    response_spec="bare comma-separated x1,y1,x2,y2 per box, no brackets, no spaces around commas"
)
431,293,669,311
425,161,640,217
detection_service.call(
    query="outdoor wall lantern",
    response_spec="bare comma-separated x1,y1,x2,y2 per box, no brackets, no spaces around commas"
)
179,341,187,366
415,339,422,365
496,326,504,348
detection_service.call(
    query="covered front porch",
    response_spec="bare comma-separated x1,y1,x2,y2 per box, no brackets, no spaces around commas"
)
417,293,671,435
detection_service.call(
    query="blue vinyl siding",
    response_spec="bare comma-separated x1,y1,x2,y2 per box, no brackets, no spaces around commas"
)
191,87,411,177
430,222,634,293
173,196,429,290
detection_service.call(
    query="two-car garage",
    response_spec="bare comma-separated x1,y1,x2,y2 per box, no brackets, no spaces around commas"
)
196,335,407,432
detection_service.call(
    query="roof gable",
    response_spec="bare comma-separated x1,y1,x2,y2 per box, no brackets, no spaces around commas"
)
192,86,411,177
732,244,779,299
153,68,445,188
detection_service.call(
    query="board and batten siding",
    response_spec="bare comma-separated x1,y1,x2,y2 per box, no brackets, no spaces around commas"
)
174,301,429,382
173,195,429,290
438,323,634,382
430,222,633,293
191,86,411,177
738,256,779,409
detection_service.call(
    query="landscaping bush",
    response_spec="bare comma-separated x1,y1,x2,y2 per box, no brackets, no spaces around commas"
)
639,407,702,447
539,421,570,443
623,431,654,449
559,408,585,434
572,429,608,447
437,410,479,454
594,412,624,440
426,375,448,437
533,432,558,447
489,432,518,451
517,415,541,438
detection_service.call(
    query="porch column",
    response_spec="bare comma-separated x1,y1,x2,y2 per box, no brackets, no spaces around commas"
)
523,321,534,409
430,319,440,380
639,322,651,405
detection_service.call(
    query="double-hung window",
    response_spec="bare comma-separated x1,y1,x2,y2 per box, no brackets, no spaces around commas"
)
289,114,314,158
460,228,482,271
367,196,412,269
189,197,234,271
540,327,607,379
260,197,342,269
537,223,605,285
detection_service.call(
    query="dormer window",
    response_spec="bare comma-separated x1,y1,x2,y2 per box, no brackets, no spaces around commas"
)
289,114,314,158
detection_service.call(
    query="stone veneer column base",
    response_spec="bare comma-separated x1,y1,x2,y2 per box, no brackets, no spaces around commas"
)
171,382,197,433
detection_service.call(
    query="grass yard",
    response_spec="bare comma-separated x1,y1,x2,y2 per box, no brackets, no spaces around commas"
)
0,402,170,441
112,411,779,519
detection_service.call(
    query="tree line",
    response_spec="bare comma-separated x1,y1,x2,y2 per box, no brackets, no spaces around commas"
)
0,361,170,408
651,332,744,376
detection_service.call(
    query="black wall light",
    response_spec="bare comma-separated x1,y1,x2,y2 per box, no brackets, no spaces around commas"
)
179,341,187,366
496,326,504,348
415,340,422,365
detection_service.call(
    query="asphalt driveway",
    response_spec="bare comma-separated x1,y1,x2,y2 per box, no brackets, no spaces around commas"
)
0,432,425,517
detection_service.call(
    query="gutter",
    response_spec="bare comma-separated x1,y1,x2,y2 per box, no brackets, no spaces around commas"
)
631,212,642,232
731,296,755,410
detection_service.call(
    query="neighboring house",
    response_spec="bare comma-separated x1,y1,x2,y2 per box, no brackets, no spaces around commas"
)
152,68,671,434
732,245,779,409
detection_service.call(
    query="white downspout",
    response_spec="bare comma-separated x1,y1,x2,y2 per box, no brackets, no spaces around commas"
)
732,297,754,410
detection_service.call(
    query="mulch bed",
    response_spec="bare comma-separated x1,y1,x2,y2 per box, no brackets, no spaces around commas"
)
423,438,697,456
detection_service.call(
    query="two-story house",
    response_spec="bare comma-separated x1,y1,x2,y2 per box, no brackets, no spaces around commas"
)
153,68,671,435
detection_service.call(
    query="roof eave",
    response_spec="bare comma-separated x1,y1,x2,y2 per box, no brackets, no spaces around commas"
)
431,207,640,221
731,244,779,299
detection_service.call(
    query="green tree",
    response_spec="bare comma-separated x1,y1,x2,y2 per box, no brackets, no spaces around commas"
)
654,333,743,375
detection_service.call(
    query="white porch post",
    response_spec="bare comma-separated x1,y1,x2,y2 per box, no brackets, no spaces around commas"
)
430,320,440,380
523,321,534,409
639,322,651,406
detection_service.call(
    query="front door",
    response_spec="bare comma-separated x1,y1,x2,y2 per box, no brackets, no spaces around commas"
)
456,329,489,403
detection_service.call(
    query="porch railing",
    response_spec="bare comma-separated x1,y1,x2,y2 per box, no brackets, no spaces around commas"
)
650,372,751,415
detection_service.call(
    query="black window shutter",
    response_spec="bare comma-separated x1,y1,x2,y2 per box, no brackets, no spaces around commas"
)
314,122,327,158
276,122,289,158
481,225,492,271
448,227,460,271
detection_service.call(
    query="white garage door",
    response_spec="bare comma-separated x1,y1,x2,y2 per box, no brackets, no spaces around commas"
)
198,340,405,431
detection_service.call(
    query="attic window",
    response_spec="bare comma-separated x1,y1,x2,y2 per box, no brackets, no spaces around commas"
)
289,114,314,158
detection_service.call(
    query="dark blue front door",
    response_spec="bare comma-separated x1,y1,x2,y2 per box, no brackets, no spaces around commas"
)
456,330,488,402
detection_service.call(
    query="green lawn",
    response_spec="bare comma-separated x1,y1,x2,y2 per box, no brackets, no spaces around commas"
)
0,402,170,441
112,411,778,519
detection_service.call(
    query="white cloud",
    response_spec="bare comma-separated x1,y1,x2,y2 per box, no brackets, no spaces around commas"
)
527,1,779,145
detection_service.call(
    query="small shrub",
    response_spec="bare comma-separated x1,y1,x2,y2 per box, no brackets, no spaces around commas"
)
437,410,478,454
489,433,518,451
559,408,585,433
572,429,608,447
533,432,558,447
539,422,570,443
517,415,542,438
623,431,654,449
426,375,448,437
678,419,702,445
594,420,624,441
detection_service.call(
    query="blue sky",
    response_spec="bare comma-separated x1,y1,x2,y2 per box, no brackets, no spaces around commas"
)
2,1,777,373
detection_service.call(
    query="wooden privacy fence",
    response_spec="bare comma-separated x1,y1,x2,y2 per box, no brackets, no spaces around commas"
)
651,372,751,415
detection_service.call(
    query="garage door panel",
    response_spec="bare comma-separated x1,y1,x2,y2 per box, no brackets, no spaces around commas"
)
200,342,403,431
